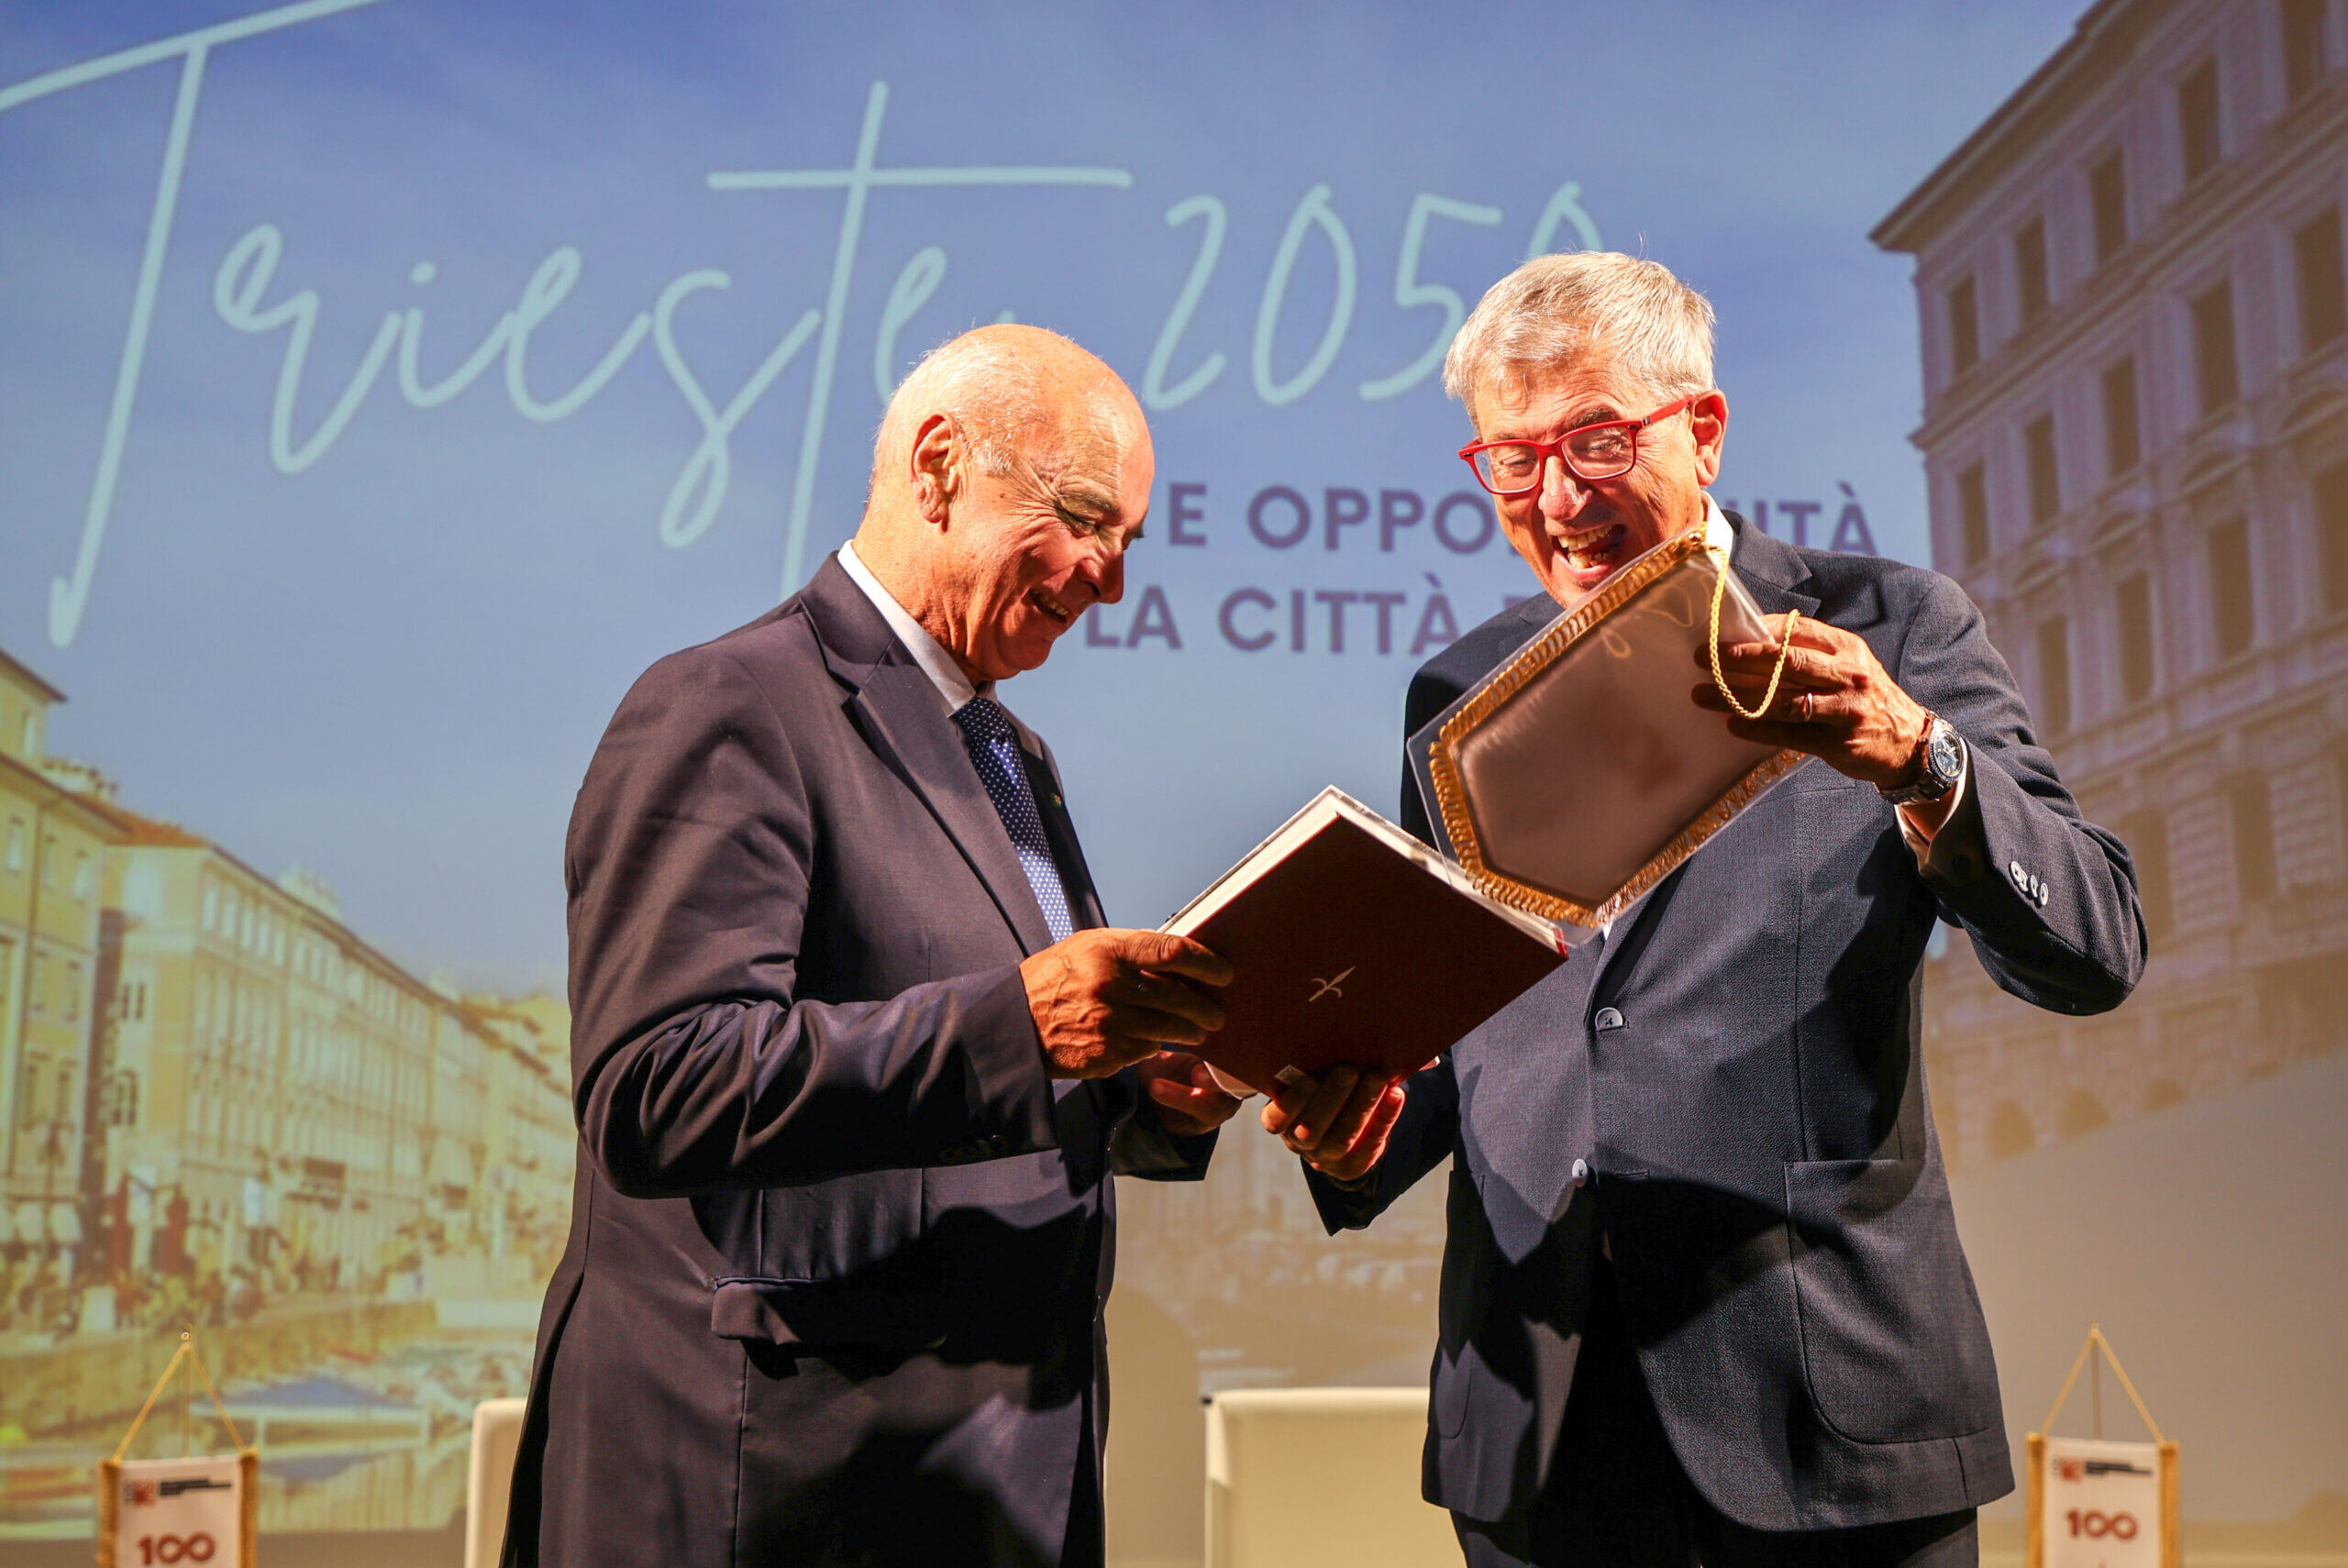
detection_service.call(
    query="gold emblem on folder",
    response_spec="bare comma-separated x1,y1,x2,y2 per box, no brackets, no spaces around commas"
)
1307,966,1355,1002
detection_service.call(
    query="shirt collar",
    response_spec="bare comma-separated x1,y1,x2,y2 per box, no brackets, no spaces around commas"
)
837,540,983,712
1701,492,1734,558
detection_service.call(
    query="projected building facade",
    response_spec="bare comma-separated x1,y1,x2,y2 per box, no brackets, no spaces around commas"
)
1875,0,2348,1168
0,651,117,1282
0,647,574,1347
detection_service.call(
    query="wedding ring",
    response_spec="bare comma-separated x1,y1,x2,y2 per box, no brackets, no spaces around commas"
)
1798,691,1815,723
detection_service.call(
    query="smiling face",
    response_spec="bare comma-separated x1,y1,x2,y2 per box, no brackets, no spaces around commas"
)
857,326,1155,684
1473,353,1726,604
937,403,1152,681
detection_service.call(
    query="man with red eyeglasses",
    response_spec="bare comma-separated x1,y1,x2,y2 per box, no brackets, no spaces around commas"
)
1265,253,2145,1567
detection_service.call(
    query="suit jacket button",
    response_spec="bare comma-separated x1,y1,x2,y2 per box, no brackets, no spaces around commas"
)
1571,1158,1590,1187
1593,1007,1624,1032
2010,860,2029,889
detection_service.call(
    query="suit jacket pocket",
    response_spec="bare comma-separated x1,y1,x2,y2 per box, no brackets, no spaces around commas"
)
1781,1157,2001,1446
710,1276,952,1351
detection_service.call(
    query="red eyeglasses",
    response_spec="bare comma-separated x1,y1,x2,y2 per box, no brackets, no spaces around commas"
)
1458,393,1703,496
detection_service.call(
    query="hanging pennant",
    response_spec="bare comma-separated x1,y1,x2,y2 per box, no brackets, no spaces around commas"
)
94,1332,259,1568
2027,1322,2179,1568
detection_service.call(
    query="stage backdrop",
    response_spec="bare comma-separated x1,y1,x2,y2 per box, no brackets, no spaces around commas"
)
0,2,2341,1562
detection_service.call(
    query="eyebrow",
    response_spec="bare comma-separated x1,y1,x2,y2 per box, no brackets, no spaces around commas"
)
1556,403,1626,433
1057,483,1120,521
1488,403,1625,442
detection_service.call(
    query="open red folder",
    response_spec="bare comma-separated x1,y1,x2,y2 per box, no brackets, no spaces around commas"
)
1160,788,1566,1097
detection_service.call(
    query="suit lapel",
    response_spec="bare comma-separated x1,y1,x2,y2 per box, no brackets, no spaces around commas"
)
1587,512,1817,1000
801,558,1058,955
1724,510,1822,623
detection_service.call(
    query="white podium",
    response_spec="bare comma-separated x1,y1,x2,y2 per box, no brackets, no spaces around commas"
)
1203,1387,1456,1568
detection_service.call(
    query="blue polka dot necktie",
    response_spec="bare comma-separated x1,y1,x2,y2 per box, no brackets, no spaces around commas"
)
950,696,1075,943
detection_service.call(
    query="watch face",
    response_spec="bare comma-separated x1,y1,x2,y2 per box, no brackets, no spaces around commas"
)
1927,722,1961,780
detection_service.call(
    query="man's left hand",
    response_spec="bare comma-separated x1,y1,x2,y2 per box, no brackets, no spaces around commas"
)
1132,1051,1246,1137
1694,614,1929,790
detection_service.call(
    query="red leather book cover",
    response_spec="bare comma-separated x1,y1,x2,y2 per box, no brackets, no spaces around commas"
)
1168,798,1566,1096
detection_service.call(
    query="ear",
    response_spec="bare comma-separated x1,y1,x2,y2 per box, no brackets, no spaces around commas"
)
908,413,961,525
1689,390,1729,487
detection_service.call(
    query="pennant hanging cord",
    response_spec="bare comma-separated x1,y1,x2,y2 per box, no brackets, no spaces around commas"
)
111,1331,249,1464
2040,1321,2165,1444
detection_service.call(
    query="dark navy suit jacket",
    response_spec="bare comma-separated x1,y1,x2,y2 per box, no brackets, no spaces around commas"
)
503,557,1213,1568
1310,516,2144,1531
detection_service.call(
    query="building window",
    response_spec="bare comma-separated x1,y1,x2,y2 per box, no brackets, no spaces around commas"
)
1988,1099,2038,1159
2101,357,2141,477
2284,0,2331,102
2178,57,2222,183
2191,281,2240,414
2296,207,2345,353
1957,461,1991,566
29,952,47,1016
2210,516,2254,657
2025,414,2062,525
1948,276,1981,374
4,820,20,876
17,712,32,759
2059,1088,2112,1138
72,853,92,902
2227,776,2276,902
2090,150,2129,262
2122,811,2174,940
2037,616,2073,734
2317,457,2348,613
65,961,82,1023
2117,573,2155,701
2015,217,2051,324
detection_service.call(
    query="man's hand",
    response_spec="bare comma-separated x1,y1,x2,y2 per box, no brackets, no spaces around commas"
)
1021,929,1233,1080
1259,1066,1405,1185
1694,614,1931,791
1128,1051,1246,1137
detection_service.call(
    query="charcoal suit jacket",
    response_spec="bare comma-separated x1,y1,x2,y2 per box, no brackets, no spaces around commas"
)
1309,514,2145,1532
503,556,1213,1568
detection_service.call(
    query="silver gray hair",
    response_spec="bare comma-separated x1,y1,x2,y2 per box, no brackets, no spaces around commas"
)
1442,252,1715,433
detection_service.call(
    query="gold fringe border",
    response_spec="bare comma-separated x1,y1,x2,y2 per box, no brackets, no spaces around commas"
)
94,1458,116,1568
1428,530,1801,926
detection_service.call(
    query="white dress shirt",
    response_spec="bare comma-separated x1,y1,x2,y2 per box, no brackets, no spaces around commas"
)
837,540,982,712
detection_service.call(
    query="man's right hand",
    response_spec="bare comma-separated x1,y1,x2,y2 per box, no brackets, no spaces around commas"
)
1261,1066,1405,1184
1021,929,1234,1079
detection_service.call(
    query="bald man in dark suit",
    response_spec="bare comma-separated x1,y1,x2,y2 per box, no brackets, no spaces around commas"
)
504,326,1243,1568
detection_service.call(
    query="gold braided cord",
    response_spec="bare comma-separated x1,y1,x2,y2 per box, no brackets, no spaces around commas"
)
1706,547,1802,720
2041,1321,2166,1444
109,1331,249,1463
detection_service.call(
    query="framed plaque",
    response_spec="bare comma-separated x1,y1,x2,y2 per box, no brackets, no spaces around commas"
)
1412,528,1808,929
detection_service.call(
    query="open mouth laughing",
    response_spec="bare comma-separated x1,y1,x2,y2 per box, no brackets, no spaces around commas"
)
1026,586,1076,625
1555,520,1628,573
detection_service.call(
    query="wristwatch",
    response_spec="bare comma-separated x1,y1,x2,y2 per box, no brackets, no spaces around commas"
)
1879,712,1965,805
